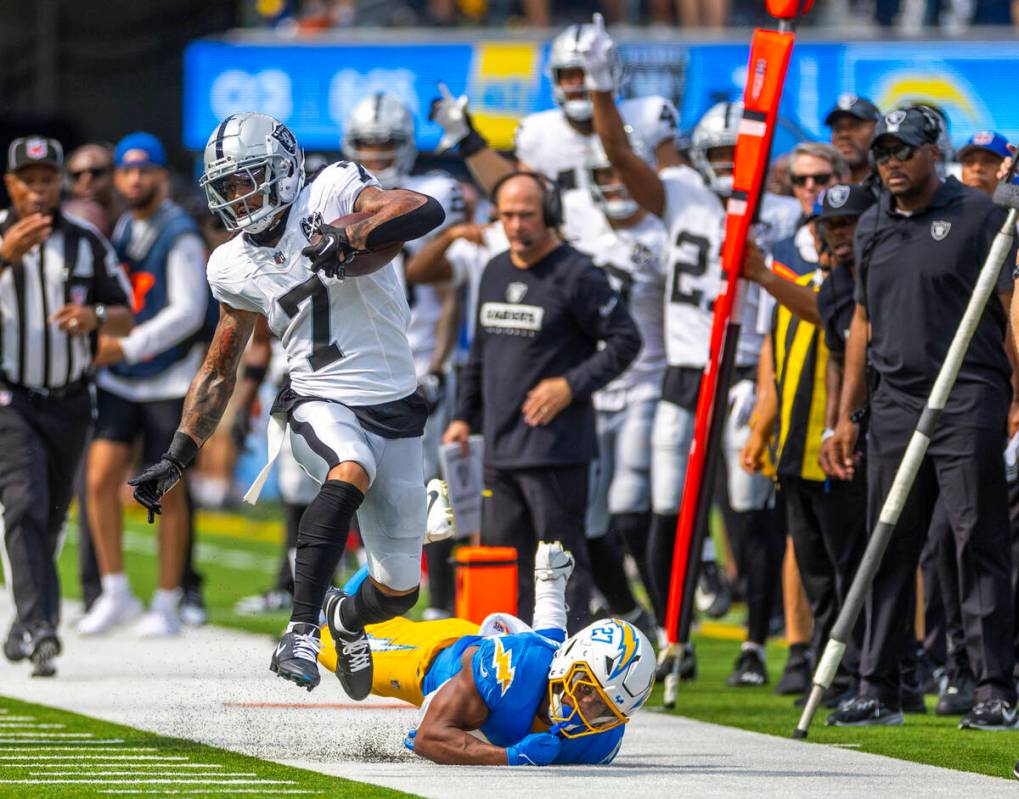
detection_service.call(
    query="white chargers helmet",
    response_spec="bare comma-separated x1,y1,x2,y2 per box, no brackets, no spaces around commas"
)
585,128,653,220
342,93,416,189
200,112,305,235
547,618,655,739
546,23,624,122
691,101,743,196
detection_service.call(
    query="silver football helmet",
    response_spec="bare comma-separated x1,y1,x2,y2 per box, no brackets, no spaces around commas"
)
691,101,743,197
342,93,416,189
200,112,305,235
546,23,624,122
585,128,652,220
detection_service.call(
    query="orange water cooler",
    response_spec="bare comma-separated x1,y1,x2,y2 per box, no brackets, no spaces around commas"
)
453,546,518,624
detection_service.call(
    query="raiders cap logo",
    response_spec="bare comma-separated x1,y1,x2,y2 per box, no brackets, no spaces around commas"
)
837,93,859,110
884,110,907,132
827,185,850,208
26,137,48,159
973,131,994,145
931,220,951,241
506,282,528,304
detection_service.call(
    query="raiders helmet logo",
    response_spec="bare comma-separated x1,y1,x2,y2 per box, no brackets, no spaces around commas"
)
300,212,323,241
827,185,850,208
884,110,907,132
931,220,952,241
271,123,297,155
837,93,858,110
506,282,528,304
26,138,47,159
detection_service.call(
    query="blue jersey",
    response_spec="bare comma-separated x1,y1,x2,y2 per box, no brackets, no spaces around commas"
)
422,628,625,765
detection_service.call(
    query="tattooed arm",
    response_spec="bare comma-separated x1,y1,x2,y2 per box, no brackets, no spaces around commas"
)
128,303,258,522
346,186,445,252
178,303,259,445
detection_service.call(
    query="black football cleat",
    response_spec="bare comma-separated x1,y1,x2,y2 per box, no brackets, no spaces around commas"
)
323,588,373,701
270,622,321,691
28,624,60,678
826,696,903,727
959,699,1018,731
4,621,28,663
726,647,768,688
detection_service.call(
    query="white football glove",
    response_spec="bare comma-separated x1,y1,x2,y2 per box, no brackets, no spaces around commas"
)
429,82,474,154
534,541,575,583
728,379,757,430
577,13,617,93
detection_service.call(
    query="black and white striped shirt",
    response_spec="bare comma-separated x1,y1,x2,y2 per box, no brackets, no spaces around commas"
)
0,208,132,390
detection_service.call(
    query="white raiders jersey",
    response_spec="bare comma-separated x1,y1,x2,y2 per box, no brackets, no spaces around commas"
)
563,189,667,410
447,223,509,344
388,171,466,379
514,97,672,192
661,167,800,369
206,161,418,405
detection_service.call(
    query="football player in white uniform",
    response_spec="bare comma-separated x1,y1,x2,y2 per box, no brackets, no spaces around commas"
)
561,136,665,642
342,92,467,619
128,112,446,697
579,16,799,685
428,19,684,197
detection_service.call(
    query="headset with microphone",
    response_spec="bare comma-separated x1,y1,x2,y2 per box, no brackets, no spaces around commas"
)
490,170,563,231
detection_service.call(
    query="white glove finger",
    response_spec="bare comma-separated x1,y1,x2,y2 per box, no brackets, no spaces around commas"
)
592,11,605,31
438,81,455,102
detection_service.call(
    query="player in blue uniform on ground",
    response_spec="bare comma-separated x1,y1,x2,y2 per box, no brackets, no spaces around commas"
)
318,542,655,765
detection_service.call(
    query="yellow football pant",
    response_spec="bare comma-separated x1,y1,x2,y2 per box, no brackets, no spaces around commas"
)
319,616,479,707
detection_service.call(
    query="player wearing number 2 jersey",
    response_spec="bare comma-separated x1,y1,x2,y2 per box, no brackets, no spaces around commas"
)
127,112,446,698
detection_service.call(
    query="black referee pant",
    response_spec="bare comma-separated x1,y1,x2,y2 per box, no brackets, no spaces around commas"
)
482,463,592,632
782,474,867,682
861,393,1015,707
0,384,91,629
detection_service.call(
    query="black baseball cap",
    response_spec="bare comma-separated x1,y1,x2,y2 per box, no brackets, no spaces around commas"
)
7,136,64,173
872,107,940,148
814,184,875,221
824,94,881,127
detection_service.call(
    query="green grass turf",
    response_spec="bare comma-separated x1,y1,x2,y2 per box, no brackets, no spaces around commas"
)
659,634,1018,782
0,695,416,798
45,505,1019,781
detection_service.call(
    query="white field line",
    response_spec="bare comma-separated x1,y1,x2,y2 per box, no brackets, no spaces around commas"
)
19,764,225,769
97,791,318,796
0,738,123,744
124,531,277,574
0,724,64,729
0,732,93,737
0,755,190,761
29,772,260,777
0,778,299,784
0,747,156,752
0,717,37,722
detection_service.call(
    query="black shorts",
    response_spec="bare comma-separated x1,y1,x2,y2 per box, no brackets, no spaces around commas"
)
93,389,184,468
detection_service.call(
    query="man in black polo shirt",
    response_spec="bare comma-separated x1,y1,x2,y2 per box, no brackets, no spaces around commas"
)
828,107,1018,729
444,172,641,630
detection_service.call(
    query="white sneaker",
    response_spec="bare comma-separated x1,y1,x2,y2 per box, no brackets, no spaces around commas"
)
134,606,182,638
76,591,142,635
424,478,456,543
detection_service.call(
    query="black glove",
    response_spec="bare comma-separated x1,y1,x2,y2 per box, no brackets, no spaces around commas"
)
127,432,198,524
301,223,357,279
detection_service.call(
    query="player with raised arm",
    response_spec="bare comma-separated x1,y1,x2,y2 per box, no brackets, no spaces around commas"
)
578,14,799,685
317,542,655,766
127,112,445,697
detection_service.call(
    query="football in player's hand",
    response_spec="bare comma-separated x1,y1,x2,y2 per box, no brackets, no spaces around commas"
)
314,212,401,276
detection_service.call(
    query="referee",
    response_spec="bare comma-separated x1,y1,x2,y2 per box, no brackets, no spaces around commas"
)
0,136,133,676
829,107,1018,730
443,172,641,631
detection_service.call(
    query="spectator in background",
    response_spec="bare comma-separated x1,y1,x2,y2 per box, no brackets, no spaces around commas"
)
677,0,730,26
443,173,641,631
65,143,122,237
825,94,881,186
958,131,1010,197
77,133,211,638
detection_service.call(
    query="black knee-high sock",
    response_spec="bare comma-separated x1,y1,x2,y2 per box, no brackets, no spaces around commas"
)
588,531,638,614
649,513,679,626
615,512,653,602
278,502,306,594
424,537,456,613
738,506,785,645
291,481,364,625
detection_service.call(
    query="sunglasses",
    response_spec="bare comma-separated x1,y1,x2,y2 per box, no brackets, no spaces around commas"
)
790,172,833,188
69,166,112,181
873,144,917,166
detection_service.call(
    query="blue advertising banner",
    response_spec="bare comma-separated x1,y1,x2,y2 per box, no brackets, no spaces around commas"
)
184,37,1019,156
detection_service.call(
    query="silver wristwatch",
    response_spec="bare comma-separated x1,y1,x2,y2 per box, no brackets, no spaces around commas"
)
94,303,107,328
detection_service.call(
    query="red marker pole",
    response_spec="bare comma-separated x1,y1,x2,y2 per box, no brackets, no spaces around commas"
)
662,0,811,709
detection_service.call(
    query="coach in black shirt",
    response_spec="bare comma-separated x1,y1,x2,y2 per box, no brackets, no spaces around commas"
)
828,108,1018,729
0,137,133,676
445,172,641,629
